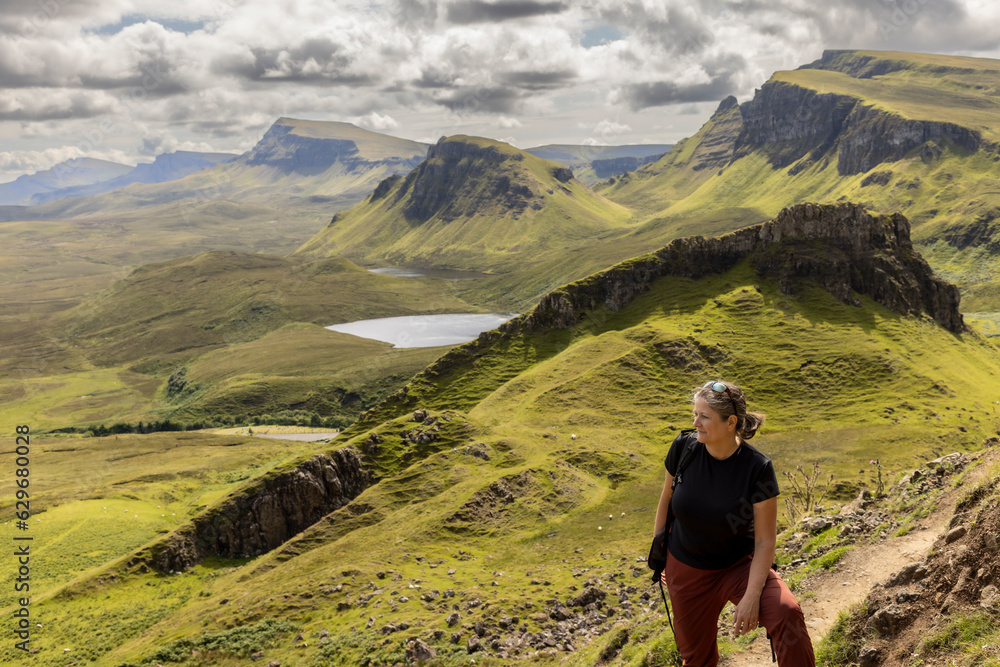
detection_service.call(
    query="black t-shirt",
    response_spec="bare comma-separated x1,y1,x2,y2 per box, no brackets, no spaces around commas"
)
664,431,780,570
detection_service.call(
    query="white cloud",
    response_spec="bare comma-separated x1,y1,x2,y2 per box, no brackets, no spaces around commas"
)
495,116,522,128
0,145,133,182
352,111,400,130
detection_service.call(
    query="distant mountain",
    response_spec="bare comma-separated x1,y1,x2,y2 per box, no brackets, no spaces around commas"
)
526,143,671,184
246,117,428,169
0,157,133,205
27,151,239,205
0,118,433,271
296,135,631,272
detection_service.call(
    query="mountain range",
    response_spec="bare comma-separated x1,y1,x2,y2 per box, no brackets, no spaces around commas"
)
0,157,134,206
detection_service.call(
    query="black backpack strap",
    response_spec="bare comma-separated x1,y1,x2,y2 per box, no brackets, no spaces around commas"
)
670,429,699,490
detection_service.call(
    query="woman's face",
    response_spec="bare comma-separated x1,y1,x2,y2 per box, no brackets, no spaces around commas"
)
692,395,734,444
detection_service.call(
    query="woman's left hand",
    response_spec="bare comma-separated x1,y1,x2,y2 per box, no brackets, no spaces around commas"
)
733,594,760,636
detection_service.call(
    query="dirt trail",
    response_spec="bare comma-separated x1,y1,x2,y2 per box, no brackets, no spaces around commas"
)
720,452,996,666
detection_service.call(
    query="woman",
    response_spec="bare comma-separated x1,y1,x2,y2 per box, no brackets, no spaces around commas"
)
653,380,815,666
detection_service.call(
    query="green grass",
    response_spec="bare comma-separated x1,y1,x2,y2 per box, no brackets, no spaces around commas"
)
594,50,1000,315
815,601,870,667
913,610,1000,666
0,432,321,601
0,252,483,431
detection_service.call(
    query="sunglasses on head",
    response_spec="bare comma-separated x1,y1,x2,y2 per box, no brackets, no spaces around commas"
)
704,381,738,416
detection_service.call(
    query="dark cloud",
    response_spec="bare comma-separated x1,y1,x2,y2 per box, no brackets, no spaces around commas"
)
388,0,439,28
0,54,188,96
598,2,710,56
413,67,456,89
215,38,374,85
447,1,567,24
0,0,118,35
0,93,110,121
433,85,523,114
499,69,576,90
616,74,738,111
79,57,189,96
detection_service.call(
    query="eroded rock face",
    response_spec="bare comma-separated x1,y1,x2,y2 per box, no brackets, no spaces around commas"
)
733,79,981,176
396,137,540,222
515,202,964,334
143,447,368,572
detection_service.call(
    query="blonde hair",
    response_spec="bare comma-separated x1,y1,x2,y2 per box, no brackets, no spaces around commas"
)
694,380,765,440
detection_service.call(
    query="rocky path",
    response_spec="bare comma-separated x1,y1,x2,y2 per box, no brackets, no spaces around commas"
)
720,451,995,666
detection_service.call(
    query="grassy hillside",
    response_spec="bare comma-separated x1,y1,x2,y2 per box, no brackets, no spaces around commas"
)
272,117,428,161
10,208,1000,666
297,135,633,272
0,430,323,607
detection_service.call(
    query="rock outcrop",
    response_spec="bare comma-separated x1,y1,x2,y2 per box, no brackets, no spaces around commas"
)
393,137,542,222
843,461,1000,666
138,448,369,572
350,202,965,433
734,81,980,176
516,202,964,334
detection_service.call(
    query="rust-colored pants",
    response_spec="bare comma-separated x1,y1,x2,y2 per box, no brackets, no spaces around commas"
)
662,551,815,667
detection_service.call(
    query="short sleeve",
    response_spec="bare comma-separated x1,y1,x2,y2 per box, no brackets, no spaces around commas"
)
663,431,691,476
750,459,780,503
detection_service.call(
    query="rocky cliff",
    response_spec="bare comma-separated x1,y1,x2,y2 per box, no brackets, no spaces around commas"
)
516,202,964,334
244,122,426,177
136,447,369,572
828,449,1000,666
734,53,984,175
393,136,547,222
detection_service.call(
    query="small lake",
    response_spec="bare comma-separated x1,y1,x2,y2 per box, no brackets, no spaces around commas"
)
326,313,518,348
368,267,486,280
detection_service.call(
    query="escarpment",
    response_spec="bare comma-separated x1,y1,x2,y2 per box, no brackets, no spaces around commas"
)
137,447,368,572
733,81,981,175
394,136,542,222
518,202,964,334
246,123,424,176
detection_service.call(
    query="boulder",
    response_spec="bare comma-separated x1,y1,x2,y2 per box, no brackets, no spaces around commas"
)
405,638,437,664
867,603,909,635
945,525,967,544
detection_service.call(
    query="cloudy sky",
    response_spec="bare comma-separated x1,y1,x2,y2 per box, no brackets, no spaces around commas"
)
1,0,999,182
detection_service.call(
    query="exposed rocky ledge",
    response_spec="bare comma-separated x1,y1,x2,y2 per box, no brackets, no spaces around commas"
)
134,447,369,572
516,202,964,334
395,137,540,223
734,80,981,175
